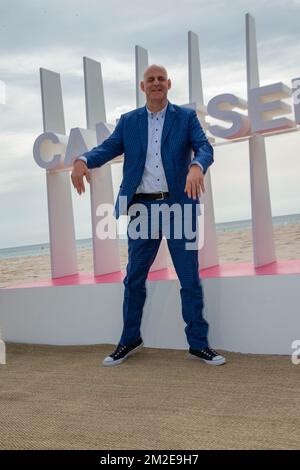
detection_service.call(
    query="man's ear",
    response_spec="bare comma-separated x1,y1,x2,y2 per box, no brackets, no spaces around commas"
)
140,80,145,92
168,78,171,90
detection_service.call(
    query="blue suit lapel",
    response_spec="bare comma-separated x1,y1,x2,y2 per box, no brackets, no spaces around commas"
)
161,102,177,146
137,106,148,157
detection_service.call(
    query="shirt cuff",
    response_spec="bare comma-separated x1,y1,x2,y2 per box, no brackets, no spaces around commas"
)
190,161,204,172
76,156,88,165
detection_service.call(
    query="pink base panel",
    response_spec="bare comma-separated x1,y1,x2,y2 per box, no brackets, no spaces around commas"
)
5,260,300,289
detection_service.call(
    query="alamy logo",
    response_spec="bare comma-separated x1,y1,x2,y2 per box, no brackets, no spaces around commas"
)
95,198,205,250
292,79,300,105
291,340,300,365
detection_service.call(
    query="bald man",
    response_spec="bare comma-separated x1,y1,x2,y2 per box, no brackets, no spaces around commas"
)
71,64,226,367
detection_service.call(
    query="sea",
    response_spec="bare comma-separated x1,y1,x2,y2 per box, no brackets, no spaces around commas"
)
0,213,299,261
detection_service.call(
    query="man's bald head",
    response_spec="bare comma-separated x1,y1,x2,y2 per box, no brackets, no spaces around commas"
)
143,64,168,80
141,64,171,109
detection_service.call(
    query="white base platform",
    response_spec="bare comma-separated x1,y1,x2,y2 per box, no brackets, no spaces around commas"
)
1,271,299,355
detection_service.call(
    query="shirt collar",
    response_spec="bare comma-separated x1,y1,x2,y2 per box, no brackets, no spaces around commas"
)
146,101,169,119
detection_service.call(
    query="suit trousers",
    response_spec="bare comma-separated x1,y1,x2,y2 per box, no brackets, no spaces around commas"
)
119,194,209,349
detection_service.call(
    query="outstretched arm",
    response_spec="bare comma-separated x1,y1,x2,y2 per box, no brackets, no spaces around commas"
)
80,114,125,169
71,114,125,195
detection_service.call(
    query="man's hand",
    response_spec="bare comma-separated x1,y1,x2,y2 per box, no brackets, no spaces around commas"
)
184,164,205,199
71,160,91,195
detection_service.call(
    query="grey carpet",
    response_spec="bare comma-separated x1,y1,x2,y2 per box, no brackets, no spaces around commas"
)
0,343,299,450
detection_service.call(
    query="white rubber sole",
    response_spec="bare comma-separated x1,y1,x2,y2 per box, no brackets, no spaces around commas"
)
102,342,144,367
188,352,226,366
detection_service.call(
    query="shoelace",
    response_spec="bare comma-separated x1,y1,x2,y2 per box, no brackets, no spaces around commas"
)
199,348,218,358
112,345,127,358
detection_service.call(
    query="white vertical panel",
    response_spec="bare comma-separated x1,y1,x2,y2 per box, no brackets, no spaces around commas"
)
46,170,78,278
40,68,66,134
135,45,148,108
246,13,276,266
188,31,204,105
40,68,78,278
83,57,121,275
188,31,219,269
83,57,106,128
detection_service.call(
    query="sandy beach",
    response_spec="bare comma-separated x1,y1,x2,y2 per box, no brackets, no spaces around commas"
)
1,223,300,288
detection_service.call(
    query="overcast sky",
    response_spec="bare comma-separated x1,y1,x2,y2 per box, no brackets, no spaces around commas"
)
0,0,300,248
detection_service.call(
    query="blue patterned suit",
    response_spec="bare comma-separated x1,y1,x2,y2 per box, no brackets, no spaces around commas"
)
81,101,214,349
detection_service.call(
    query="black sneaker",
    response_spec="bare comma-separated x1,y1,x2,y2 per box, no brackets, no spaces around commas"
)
102,338,144,366
188,346,226,366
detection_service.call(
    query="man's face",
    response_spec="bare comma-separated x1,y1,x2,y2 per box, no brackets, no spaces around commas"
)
141,66,171,102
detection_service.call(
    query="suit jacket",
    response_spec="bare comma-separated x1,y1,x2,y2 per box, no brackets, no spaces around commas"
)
82,101,214,219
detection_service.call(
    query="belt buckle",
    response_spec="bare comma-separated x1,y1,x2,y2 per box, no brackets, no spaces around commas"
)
156,191,165,200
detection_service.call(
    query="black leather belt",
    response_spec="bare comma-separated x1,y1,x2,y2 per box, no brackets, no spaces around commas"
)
132,192,170,201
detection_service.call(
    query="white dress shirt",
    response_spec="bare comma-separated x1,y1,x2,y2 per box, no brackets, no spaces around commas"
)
135,101,169,194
